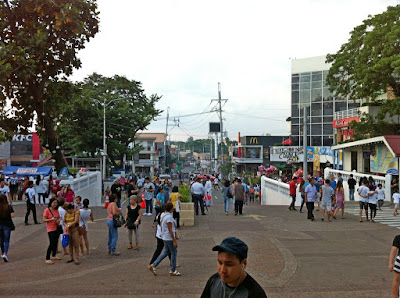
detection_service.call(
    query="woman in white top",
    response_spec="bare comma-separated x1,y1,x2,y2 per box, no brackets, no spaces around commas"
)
393,188,400,216
78,199,93,255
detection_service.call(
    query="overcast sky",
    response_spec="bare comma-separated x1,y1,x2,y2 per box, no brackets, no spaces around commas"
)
71,0,397,142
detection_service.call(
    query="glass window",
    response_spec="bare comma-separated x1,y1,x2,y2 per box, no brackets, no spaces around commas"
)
291,104,299,117
312,81,322,89
291,125,299,135
348,101,361,109
323,136,333,146
311,88,323,102
291,117,299,124
292,83,299,91
292,91,299,104
310,102,322,116
323,102,333,115
291,136,299,146
335,100,347,112
323,116,333,123
323,70,329,80
323,87,333,101
323,124,333,134
312,72,322,81
292,75,299,83
300,89,310,104
300,74,311,83
311,116,322,123
311,136,322,146
300,82,310,89
311,124,322,135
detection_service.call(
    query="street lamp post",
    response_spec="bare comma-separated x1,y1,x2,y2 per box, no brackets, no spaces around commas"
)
93,97,131,180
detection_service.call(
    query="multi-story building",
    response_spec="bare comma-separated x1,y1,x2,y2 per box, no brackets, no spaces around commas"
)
290,56,362,147
132,133,166,176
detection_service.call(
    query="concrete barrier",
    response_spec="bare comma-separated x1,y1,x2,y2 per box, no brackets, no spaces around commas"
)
180,202,194,226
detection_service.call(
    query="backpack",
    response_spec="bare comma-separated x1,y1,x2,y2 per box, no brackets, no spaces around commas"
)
227,187,233,199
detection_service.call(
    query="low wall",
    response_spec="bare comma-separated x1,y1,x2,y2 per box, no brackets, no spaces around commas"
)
60,171,102,206
261,176,302,206
180,202,194,226
324,168,391,202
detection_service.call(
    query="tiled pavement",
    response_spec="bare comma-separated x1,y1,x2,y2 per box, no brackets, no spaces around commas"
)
0,195,396,297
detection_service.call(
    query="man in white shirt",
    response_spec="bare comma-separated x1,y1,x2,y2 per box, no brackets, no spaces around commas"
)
204,176,213,207
24,181,40,225
8,172,19,201
0,178,11,204
358,179,369,222
191,177,206,215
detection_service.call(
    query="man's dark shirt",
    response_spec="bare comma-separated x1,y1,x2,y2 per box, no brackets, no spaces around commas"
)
111,183,122,200
348,178,356,190
201,272,267,298
125,183,138,197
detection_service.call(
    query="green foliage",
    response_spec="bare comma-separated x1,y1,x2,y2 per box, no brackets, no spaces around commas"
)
178,183,191,203
58,73,162,167
220,162,235,178
326,5,400,99
0,0,99,171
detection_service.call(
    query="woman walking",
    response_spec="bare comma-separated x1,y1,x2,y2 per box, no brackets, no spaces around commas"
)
169,186,182,228
163,179,172,204
149,206,171,265
0,194,15,262
222,180,232,215
333,180,345,219
43,198,61,264
125,195,142,250
78,199,93,255
148,202,181,276
64,204,80,265
367,185,378,223
107,194,121,256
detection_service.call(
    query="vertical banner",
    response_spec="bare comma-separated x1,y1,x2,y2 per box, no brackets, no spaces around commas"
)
313,154,320,176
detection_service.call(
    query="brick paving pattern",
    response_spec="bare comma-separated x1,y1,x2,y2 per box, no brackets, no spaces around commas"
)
0,195,395,297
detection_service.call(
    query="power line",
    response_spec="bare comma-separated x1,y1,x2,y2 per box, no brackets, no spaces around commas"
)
225,112,286,122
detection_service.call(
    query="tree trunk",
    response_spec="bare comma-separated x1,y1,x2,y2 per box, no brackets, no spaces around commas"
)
43,117,67,174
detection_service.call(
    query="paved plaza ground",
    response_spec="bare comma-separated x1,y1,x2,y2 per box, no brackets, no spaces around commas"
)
0,191,397,297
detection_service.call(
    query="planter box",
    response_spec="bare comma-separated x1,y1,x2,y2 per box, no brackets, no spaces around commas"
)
180,202,194,227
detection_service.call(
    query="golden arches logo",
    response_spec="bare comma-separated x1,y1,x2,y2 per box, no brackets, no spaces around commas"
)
249,137,258,144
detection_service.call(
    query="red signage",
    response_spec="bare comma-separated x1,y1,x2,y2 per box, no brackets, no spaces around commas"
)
332,117,360,128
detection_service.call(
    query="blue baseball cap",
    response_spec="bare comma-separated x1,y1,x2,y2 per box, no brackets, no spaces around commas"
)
212,237,248,259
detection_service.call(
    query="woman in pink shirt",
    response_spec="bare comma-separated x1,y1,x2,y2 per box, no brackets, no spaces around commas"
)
43,198,61,264
64,184,75,204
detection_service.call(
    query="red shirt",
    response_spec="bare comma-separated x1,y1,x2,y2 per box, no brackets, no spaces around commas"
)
289,181,297,195
43,208,60,232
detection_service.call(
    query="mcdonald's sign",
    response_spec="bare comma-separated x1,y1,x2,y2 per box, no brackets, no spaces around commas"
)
249,137,258,144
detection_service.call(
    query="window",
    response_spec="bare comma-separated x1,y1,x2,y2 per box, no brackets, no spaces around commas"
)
291,104,299,117
292,75,299,83
312,81,322,88
323,102,333,115
300,82,310,89
335,100,347,112
323,124,333,135
323,87,333,101
310,102,322,116
323,137,333,146
300,89,310,104
311,116,322,123
292,83,299,91
311,136,322,146
312,72,322,81
291,125,299,135
300,73,311,83
292,90,299,104
323,116,333,123
311,88,323,102
311,124,322,135
291,117,299,124
139,154,151,160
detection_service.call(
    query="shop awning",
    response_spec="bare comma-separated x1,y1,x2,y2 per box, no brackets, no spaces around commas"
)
1,166,53,177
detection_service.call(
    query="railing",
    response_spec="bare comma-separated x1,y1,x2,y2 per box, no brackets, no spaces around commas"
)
60,171,102,206
324,168,391,202
334,108,359,120
261,176,300,206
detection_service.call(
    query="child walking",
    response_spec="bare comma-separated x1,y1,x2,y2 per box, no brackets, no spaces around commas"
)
377,183,385,211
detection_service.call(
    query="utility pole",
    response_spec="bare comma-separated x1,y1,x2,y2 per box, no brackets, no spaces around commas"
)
212,83,228,171
303,106,308,180
165,107,170,172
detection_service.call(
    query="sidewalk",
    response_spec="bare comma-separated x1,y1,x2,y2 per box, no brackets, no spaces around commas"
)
0,193,395,297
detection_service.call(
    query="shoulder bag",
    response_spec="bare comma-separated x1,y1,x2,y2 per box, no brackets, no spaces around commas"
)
113,213,126,228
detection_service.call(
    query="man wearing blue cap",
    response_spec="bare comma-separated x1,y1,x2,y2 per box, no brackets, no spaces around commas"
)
201,237,267,297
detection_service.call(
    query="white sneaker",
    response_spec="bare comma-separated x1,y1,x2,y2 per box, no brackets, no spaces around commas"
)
143,213,148,216
147,213,152,216
2,254,8,262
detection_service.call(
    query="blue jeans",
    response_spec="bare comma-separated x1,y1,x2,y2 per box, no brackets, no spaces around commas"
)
107,219,118,252
224,197,230,212
145,199,153,214
0,224,11,255
349,189,355,201
153,240,177,272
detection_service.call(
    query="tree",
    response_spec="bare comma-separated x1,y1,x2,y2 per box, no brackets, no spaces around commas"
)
59,73,162,170
326,5,400,99
0,0,99,171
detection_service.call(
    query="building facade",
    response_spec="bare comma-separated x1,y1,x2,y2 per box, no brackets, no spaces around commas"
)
291,56,362,147
132,133,166,176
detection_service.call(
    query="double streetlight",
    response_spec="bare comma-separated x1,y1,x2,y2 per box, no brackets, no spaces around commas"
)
92,97,131,180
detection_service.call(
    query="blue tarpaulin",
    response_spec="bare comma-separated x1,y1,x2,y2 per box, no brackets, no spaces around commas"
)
1,166,53,177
